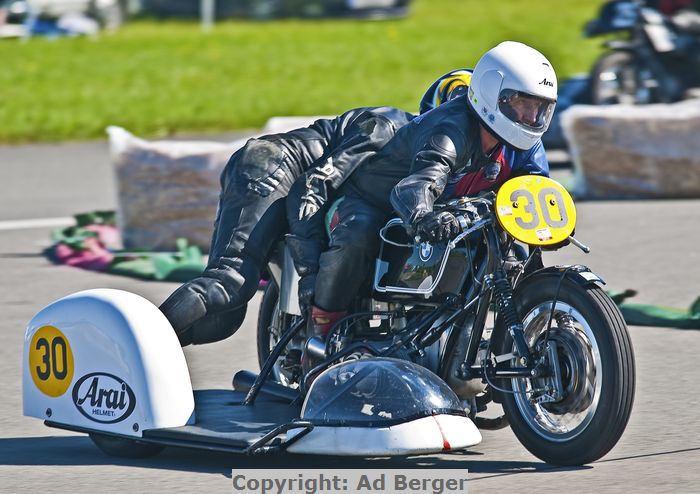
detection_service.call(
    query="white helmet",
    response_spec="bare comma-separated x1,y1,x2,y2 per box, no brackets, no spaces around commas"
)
468,41,557,150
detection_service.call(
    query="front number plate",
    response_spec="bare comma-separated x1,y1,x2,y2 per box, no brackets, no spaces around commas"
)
495,176,576,246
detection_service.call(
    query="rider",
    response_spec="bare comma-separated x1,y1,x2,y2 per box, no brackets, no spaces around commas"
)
285,68,474,309
159,106,414,346
300,41,557,337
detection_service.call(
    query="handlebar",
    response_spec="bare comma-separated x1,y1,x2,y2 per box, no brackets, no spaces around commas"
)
378,218,413,248
379,194,496,248
378,208,493,249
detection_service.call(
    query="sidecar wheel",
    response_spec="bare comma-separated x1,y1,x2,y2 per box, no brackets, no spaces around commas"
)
498,276,635,465
89,433,164,458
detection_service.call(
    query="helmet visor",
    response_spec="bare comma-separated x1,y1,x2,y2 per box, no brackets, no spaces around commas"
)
498,89,556,131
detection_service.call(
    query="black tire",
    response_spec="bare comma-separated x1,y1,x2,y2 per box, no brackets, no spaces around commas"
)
590,51,663,105
498,275,635,465
256,282,279,370
256,282,303,387
89,433,164,458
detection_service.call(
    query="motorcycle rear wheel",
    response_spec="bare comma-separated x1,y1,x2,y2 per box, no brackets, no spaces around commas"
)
256,282,302,387
498,275,635,465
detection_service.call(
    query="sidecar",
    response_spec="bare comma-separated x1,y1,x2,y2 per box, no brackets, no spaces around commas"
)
23,289,481,457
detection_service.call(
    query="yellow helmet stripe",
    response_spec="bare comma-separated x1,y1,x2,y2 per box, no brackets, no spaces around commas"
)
434,72,472,108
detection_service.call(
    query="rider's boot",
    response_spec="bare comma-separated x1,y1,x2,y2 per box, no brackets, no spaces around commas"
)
301,305,346,376
311,305,346,338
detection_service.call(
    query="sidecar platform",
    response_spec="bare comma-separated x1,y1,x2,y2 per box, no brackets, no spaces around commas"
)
47,377,483,457
141,390,305,454
47,388,308,455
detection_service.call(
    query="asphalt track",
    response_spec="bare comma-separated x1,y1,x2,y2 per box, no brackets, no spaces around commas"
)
1,139,699,493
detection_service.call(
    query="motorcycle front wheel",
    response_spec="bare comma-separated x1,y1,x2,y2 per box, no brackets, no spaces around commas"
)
498,275,635,465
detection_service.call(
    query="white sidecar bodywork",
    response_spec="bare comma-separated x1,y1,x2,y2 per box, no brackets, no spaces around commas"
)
23,289,195,436
23,289,481,456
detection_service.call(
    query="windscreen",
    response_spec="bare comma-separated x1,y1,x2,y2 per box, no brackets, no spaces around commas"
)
302,358,465,427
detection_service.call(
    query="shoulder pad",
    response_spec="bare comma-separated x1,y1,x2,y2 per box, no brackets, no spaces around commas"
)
425,133,458,158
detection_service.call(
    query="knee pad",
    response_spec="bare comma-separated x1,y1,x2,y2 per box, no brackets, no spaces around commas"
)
235,139,288,197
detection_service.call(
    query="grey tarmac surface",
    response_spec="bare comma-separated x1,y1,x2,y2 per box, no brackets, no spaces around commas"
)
1,139,699,493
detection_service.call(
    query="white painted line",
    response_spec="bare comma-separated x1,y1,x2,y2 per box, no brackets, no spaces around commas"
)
0,217,75,231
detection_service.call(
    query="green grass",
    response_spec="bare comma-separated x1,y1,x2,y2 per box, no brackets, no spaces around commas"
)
0,0,606,143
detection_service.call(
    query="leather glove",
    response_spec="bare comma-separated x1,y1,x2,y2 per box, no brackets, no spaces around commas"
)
298,162,336,220
413,211,461,243
298,274,316,307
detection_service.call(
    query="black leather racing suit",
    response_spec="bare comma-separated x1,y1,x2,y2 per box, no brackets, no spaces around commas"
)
285,107,416,298
310,95,549,311
159,106,414,346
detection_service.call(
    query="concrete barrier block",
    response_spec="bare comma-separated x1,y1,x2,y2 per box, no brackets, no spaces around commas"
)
561,99,700,199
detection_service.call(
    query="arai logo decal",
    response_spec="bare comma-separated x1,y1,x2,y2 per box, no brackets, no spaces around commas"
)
419,242,433,261
72,372,136,424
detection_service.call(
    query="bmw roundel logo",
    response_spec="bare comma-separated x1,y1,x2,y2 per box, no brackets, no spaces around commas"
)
419,242,434,261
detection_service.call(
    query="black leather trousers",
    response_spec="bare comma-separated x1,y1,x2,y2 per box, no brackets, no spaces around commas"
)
312,195,388,312
159,139,304,346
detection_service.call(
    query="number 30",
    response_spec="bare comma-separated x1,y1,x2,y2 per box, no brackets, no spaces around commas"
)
34,336,68,381
511,187,568,230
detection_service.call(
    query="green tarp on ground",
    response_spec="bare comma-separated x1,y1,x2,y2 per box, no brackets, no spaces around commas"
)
47,211,206,282
109,238,207,283
609,290,700,330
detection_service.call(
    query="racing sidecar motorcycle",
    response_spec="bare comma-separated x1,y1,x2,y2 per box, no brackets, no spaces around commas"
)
23,176,634,463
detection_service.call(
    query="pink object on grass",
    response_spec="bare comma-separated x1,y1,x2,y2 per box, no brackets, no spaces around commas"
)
51,226,117,272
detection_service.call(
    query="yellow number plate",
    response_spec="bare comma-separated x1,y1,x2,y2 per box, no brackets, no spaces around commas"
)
495,176,576,246
29,325,75,397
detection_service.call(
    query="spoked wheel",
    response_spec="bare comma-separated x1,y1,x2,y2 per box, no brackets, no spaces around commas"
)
256,282,303,388
590,51,662,105
499,275,635,465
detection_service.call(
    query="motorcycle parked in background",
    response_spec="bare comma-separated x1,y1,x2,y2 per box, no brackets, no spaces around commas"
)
586,0,700,104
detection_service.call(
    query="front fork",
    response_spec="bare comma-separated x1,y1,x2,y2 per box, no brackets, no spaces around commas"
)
457,229,563,402
458,268,538,380
487,269,533,365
